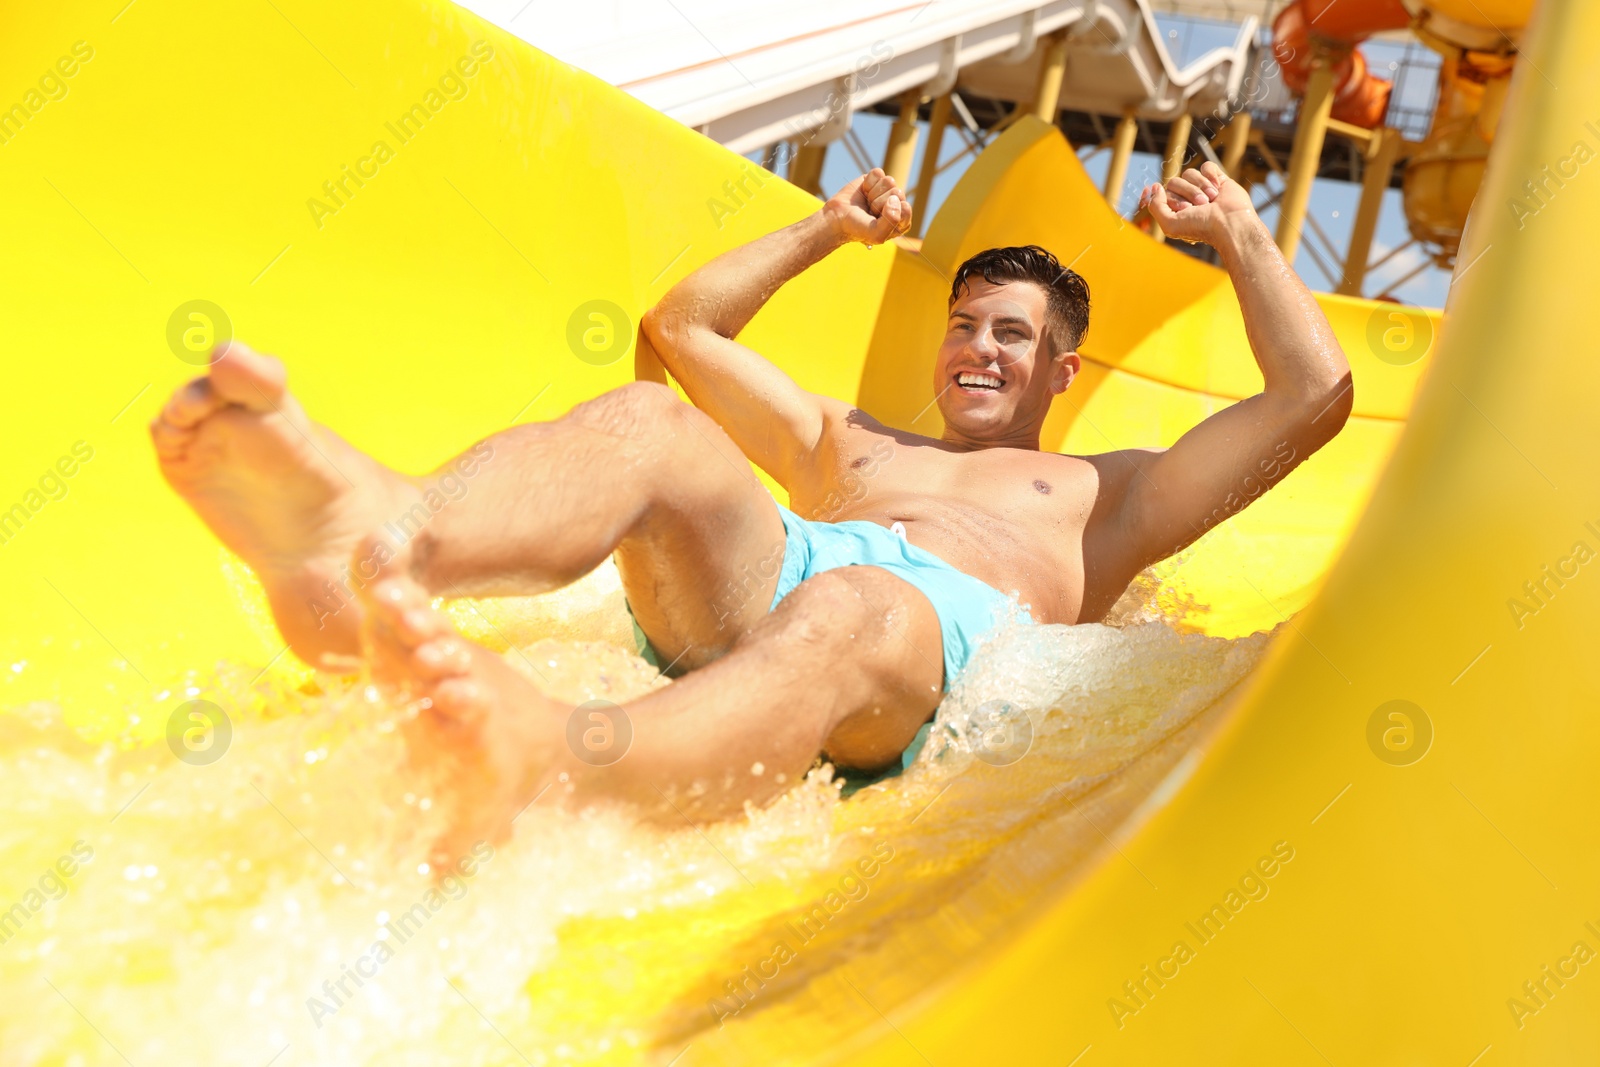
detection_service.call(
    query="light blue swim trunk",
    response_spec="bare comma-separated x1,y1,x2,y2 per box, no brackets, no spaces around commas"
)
626,501,1031,791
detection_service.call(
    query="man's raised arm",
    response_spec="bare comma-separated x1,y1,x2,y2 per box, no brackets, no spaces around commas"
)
1110,161,1355,569
641,168,911,487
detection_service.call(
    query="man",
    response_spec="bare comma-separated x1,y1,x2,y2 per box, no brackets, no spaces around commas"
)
152,161,1350,864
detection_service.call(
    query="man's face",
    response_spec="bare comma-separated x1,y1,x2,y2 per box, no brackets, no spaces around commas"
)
933,278,1077,445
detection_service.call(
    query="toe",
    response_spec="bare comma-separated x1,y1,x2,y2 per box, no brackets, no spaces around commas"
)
400,607,445,644
209,341,289,412
159,376,223,430
150,415,195,462
432,676,487,719
367,578,436,647
413,636,472,680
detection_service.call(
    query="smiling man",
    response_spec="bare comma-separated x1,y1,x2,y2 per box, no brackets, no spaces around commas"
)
151,162,1350,863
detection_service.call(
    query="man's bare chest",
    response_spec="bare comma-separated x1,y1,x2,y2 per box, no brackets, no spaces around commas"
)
800,428,1093,535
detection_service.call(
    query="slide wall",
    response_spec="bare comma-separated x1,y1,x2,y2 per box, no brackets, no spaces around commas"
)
1,0,1595,1062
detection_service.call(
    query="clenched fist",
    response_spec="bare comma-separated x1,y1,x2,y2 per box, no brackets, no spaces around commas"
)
822,168,913,245
1140,161,1258,246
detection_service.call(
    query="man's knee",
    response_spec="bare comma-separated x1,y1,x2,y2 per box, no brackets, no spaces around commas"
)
571,380,684,441
773,570,883,646
767,568,943,713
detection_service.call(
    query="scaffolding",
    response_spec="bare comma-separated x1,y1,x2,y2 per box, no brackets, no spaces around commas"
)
798,10,1452,301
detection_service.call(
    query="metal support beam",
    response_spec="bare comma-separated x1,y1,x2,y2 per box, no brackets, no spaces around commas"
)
1029,30,1070,123
883,88,922,187
910,92,952,238
1154,111,1193,243
789,142,828,195
1276,54,1336,262
843,127,875,174
1326,117,1376,147
1162,113,1193,181
1338,126,1403,297
1220,111,1253,177
1103,111,1138,209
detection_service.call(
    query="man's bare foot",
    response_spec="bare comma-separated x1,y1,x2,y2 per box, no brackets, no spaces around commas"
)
357,541,565,871
151,342,420,669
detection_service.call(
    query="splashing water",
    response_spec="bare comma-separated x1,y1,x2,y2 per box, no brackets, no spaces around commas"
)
0,558,1273,1065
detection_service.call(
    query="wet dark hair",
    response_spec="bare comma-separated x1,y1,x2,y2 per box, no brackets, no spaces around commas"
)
948,245,1091,354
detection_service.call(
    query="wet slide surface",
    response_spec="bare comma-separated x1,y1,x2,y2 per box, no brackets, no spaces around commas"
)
1,1,1596,1064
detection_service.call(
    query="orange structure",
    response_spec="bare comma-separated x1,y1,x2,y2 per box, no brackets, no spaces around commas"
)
1272,0,1534,263
1271,0,1412,128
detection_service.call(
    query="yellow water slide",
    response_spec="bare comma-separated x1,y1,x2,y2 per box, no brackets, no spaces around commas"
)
1,0,1595,1063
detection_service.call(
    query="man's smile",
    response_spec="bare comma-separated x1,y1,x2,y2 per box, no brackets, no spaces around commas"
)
954,369,1005,394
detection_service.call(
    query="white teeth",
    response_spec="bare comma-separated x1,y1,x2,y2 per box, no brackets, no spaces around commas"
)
957,372,1003,388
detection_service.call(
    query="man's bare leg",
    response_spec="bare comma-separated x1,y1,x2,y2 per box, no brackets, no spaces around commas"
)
405,368,788,673
357,545,944,868
153,343,787,670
